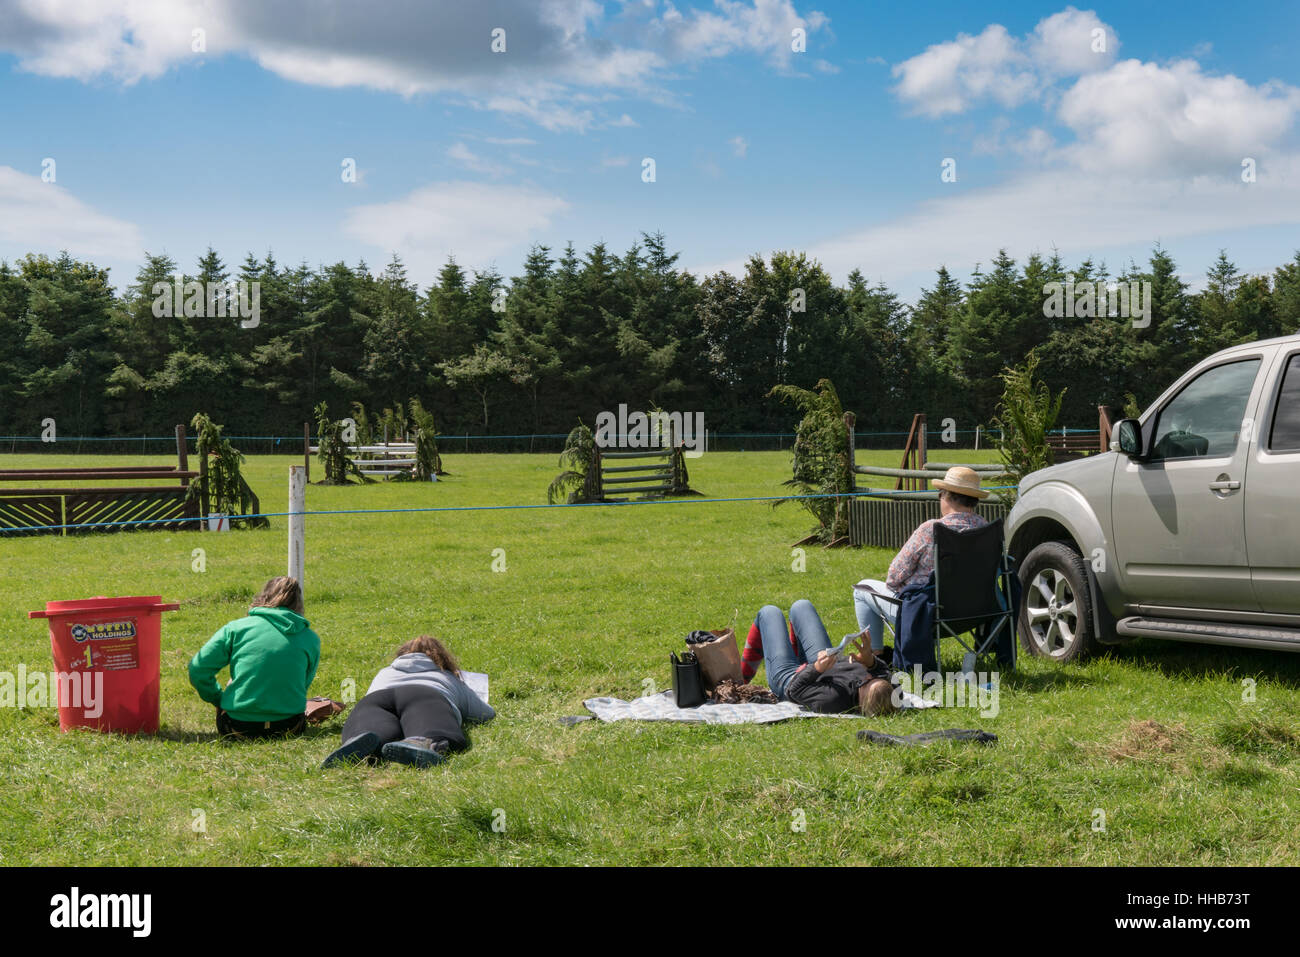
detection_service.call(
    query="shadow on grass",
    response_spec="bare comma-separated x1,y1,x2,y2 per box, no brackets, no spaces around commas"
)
926,657,1093,693
150,722,344,744
993,668,1096,694
1105,638,1300,688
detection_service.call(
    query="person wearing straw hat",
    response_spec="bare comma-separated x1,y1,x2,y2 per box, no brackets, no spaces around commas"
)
852,466,989,653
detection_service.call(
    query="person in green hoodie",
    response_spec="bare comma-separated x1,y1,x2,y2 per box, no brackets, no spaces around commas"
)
188,576,321,739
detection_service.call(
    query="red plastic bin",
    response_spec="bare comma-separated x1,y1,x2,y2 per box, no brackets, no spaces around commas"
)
29,596,179,734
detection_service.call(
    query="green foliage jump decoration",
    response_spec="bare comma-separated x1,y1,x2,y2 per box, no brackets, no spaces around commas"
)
378,401,408,444
991,354,1066,503
547,421,597,504
408,397,444,480
350,401,375,447
769,379,854,544
189,413,263,527
314,401,368,485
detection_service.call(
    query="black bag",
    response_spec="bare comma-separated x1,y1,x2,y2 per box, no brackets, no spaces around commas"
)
670,651,706,708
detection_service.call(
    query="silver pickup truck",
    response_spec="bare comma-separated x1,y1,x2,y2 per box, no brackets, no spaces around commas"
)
1006,333,1300,662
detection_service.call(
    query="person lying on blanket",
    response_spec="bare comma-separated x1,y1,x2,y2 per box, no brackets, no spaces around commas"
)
739,600,896,716
853,466,989,653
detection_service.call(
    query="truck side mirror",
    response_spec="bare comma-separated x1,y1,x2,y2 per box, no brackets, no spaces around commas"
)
1114,418,1144,458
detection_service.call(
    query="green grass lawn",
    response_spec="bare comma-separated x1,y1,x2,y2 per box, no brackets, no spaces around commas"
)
1,449,1298,865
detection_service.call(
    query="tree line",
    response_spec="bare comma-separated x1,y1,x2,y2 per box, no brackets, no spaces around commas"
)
2,232,1298,440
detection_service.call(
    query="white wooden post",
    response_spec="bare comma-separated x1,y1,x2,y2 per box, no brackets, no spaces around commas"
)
288,466,306,590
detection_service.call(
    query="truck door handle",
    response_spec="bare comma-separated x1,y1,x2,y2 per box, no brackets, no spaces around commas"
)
1209,478,1241,491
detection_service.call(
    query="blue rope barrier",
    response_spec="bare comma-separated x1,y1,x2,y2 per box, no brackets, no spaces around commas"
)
0,427,1102,442
0,486,1019,535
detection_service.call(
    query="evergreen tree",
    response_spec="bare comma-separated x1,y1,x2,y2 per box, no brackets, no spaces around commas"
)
909,265,964,365
1196,251,1245,353
498,246,561,433
17,252,117,436
950,250,1031,422
1273,252,1300,333
424,258,474,364
842,271,909,430
362,254,424,406
1116,246,1191,402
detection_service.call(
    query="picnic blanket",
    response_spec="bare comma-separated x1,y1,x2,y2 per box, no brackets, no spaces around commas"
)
583,689,937,725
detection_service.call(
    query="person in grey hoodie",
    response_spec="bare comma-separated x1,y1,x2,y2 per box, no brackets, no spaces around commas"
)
322,635,494,768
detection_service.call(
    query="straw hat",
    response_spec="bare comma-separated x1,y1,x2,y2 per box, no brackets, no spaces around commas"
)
932,466,989,500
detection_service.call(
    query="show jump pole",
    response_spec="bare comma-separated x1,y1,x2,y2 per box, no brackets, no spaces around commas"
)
288,466,306,589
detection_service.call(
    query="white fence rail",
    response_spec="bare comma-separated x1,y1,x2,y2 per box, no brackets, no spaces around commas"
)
308,442,417,477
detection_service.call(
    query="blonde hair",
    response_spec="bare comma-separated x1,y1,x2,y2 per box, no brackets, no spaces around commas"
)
395,635,461,675
859,678,896,717
251,576,303,615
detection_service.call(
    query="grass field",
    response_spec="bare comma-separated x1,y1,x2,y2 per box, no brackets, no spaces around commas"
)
2,449,1299,866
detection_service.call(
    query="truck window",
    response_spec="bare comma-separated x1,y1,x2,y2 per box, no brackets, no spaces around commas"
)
1150,358,1260,460
1268,354,1300,452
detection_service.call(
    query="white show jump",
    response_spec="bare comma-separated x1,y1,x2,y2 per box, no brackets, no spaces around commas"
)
307,442,417,478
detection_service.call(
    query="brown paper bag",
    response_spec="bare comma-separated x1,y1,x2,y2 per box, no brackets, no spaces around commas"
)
692,628,742,692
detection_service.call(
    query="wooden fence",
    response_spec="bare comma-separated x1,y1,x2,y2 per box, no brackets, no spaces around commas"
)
0,425,200,535
588,421,691,502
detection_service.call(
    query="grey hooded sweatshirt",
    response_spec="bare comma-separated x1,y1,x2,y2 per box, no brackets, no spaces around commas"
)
365,653,496,726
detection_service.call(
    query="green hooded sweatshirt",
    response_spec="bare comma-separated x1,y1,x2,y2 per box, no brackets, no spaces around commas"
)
188,607,321,722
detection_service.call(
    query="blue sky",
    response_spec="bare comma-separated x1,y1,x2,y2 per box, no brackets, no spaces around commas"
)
1,1,1298,301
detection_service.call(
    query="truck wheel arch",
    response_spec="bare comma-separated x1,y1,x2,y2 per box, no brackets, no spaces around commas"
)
1008,498,1122,645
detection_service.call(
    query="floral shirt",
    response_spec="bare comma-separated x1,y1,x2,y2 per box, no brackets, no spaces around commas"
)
885,510,988,592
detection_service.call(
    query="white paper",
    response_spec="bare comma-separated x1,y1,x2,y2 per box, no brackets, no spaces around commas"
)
462,671,489,705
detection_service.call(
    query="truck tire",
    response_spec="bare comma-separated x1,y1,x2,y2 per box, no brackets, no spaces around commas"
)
1018,541,1097,663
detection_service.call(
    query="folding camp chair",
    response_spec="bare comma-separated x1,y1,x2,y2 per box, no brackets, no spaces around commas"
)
855,518,1017,676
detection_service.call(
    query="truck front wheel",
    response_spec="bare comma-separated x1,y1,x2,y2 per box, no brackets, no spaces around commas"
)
1018,541,1096,663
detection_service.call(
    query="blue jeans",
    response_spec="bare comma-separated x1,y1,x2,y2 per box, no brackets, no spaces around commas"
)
854,579,899,652
756,599,834,700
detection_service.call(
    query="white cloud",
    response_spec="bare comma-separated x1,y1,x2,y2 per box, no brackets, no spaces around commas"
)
973,118,1057,160
478,96,596,133
1058,59,1300,175
0,165,142,259
446,142,510,177
816,161,1300,276
0,0,831,131
729,135,749,157
710,11,1300,291
657,0,828,71
700,160,1300,287
892,24,1036,117
894,9,1300,179
0,0,213,83
1028,6,1117,76
892,7,1118,117
343,181,569,276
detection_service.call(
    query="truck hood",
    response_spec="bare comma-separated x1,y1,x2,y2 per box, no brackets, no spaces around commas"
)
1017,450,1118,496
